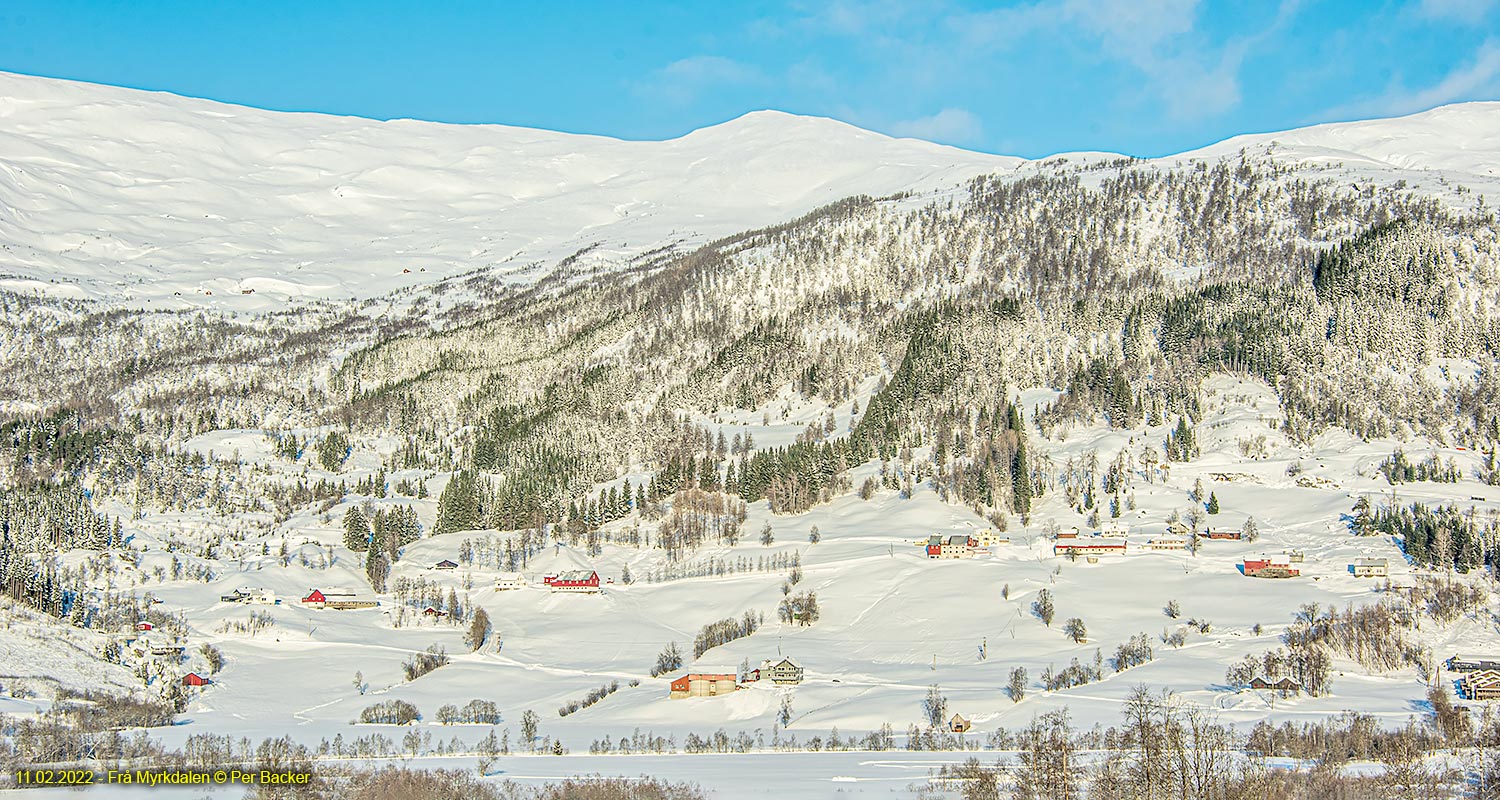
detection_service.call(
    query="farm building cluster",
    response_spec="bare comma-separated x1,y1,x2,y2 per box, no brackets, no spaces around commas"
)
542,570,608,592
920,528,1011,558
926,535,980,559
1050,521,1228,558
1450,655,1500,700
219,586,276,605
668,657,803,699
404,562,610,593
112,612,213,695
1040,518,1400,584
301,587,378,610
1242,557,1300,579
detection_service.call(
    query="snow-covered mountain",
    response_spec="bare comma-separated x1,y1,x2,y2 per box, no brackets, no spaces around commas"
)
1180,100,1500,176
7,71,1500,798
2,71,1499,308
0,72,1015,306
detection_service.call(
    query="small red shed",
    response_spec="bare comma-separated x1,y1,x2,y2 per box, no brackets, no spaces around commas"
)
182,672,210,687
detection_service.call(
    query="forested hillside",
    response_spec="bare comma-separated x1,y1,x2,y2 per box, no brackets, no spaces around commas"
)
1,149,1496,551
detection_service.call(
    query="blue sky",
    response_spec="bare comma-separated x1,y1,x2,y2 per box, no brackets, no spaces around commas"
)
2,0,1498,157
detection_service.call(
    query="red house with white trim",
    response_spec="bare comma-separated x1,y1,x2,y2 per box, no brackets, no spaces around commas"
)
542,570,601,592
182,672,210,687
301,589,327,607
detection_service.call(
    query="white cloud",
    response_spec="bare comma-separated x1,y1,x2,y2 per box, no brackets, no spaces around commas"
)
1416,0,1498,23
955,0,1201,63
1356,39,1500,117
953,0,1299,122
888,108,983,144
791,0,933,38
632,56,764,104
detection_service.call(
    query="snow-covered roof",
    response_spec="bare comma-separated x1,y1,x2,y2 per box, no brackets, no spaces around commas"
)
553,569,597,581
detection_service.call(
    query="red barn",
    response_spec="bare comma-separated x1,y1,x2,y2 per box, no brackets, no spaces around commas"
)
301,589,327,607
1243,558,1299,578
1055,541,1127,557
542,570,601,592
182,672,210,687
1200,529,1242,540
135,621,154,632
669,672,739,698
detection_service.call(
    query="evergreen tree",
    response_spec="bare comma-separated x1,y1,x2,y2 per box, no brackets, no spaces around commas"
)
1351,496,1374,535
1012,439,1032,515
434,470,482,534
343,507,370,551
317,431,351,472
365,549,389,593
1166,417,1197,461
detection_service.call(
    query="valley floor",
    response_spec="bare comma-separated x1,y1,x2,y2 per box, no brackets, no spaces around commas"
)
12,376,1500,798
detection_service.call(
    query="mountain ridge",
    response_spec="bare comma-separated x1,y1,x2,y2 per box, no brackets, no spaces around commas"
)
0,70,1496,308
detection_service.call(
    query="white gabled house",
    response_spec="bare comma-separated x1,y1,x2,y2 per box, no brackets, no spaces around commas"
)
220,582,277,603
753,656,804,685
220,586,275,605
973,529,1008,547
1098,520,1129,538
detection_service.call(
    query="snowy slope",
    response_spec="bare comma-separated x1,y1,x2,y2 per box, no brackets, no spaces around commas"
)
109,378,1500,746
4,72,1499,310
0,72,1016,307
9,374,1500,798
1180,101,1500,175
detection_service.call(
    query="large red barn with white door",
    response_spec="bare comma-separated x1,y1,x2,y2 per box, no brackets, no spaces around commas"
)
542,570,601,592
